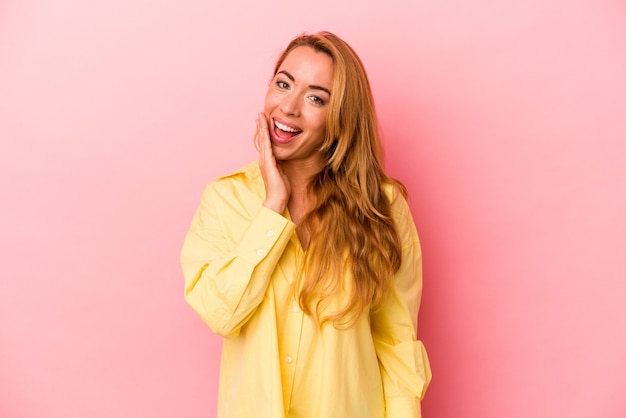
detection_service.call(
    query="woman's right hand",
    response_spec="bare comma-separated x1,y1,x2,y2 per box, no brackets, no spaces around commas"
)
255,113,291,215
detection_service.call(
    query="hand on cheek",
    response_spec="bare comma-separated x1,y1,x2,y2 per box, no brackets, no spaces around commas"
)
256,113,291,214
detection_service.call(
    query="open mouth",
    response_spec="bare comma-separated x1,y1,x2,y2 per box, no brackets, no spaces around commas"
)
275,120,301,133
273,119,302,142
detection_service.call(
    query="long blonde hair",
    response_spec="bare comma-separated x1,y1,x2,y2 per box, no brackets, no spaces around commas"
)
273,32,407,327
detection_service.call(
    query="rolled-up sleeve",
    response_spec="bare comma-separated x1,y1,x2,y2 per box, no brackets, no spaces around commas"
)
181,182,295,338
370,192,432,417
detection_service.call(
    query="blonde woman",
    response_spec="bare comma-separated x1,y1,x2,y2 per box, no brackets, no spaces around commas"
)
181,31,431,418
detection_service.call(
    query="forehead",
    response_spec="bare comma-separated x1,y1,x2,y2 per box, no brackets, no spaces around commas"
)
278,46,334,89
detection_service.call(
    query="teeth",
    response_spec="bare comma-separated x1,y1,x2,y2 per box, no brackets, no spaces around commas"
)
275,121,300,133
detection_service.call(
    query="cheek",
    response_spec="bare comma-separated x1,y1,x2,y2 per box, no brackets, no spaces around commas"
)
264,91,279,113
311,115,328,145
314,111,328,132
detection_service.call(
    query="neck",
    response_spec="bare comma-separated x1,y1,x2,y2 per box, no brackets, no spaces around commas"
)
280,160,320,241
280,159,322,195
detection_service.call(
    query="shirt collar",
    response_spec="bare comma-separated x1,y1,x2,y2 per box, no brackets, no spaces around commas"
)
217,161,259,179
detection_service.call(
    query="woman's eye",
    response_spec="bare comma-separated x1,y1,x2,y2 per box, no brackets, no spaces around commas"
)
276,81,289,89
309,95,325,106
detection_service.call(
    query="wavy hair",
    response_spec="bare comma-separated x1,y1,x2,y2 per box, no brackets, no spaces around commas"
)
273,32,407,327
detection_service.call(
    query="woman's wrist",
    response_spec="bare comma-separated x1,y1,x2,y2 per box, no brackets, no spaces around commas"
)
262,199,287,215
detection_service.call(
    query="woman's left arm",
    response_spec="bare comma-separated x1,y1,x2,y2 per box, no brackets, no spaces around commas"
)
370,191,432,418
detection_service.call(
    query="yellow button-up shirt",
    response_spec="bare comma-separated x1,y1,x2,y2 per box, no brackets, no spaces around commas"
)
181,162,431,418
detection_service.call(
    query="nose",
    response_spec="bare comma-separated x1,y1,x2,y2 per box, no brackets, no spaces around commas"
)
279,92,300,116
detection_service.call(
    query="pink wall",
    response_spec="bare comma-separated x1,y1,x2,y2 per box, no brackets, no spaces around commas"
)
1,1,625,417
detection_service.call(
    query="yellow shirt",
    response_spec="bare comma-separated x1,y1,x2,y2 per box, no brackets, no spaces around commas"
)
181,162,431,418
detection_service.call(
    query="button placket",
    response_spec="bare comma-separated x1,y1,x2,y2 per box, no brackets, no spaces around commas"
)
281,297,304,409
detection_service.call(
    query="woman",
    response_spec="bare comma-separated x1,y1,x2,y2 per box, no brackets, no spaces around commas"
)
181,31,431,418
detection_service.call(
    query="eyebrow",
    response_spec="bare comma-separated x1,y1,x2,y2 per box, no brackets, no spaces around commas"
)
277,70,332,96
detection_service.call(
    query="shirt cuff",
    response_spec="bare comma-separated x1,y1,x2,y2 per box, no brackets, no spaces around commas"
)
385,397,422,418
233,205,295,265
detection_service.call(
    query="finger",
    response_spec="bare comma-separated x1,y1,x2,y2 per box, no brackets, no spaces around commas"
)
258,115,267,163
254,117,261,152
258,114,269,146
258,113,273,164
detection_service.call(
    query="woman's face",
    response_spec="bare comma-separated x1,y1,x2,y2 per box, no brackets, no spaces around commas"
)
264,46,334,168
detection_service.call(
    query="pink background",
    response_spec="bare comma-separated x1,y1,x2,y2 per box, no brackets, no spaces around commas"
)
1,1,625,417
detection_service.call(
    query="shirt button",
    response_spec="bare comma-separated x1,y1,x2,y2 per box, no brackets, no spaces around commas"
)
285,356,293,363
267,230,275,237
257,249,265,256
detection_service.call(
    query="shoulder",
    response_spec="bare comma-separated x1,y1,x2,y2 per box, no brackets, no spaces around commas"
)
198,161,264,211
383,182,419,244
382,182,411,216
216,161,261,182
203,161,262,195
